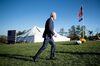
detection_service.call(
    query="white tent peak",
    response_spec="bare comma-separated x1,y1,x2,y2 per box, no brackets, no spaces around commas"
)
28,26,43,35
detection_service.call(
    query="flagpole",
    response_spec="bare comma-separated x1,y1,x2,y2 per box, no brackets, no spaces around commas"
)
82,14,84,38
79,6,84,38
78,1,85,39
82,5,84,38
81,0,84,38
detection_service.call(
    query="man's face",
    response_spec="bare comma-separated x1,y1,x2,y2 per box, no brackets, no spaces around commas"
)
53,13,56,20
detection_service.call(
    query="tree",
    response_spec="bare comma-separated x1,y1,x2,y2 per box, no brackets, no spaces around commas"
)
88,30,93,36
68,25,79,40
68,25,86,40
94,32,100,40
81,25,86,38
76,25,81,37
17,30,26,36
0,35,7,43
59,28,64,36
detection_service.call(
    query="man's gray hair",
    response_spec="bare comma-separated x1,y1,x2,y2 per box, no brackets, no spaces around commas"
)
50,12,56,17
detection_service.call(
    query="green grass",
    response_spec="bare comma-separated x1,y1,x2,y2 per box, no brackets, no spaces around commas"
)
0,41,100,66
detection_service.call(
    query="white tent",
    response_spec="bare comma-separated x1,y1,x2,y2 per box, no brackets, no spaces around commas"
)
16,26,70,43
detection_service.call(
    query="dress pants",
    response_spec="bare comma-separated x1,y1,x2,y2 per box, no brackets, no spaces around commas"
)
34,37,56,59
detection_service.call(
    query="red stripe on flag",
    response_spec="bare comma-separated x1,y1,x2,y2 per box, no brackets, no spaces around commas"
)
78,6,83,17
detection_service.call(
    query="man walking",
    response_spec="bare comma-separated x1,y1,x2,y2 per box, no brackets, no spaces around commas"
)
33,12,57,62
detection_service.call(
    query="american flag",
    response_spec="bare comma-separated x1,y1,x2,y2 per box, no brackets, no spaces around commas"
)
78,6,83,22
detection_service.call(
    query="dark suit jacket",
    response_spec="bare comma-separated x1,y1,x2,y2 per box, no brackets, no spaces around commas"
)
43,18,55,38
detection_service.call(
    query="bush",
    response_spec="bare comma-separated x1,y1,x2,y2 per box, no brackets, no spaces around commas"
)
0,35,7,43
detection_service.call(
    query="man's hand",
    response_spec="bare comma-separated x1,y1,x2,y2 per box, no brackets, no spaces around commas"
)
54,34,57,37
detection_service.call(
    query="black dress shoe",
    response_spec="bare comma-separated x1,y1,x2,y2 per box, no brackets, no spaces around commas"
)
50,57,57,60
32,56,38,62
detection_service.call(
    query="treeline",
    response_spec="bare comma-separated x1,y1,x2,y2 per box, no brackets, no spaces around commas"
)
0,35,7,43
68,25,86,40
59,25,100,40
0,25,100,43
0,30,26,44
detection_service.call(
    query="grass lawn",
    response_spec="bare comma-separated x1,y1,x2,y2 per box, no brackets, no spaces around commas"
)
0,41,100,66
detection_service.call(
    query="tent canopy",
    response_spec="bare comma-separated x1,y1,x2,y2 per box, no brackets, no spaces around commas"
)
16,26,70,43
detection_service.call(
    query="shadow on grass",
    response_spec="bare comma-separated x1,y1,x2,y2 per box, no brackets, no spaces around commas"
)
56,51,100,55
61,43,77,45
0,53,34,61
59,41,78,45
